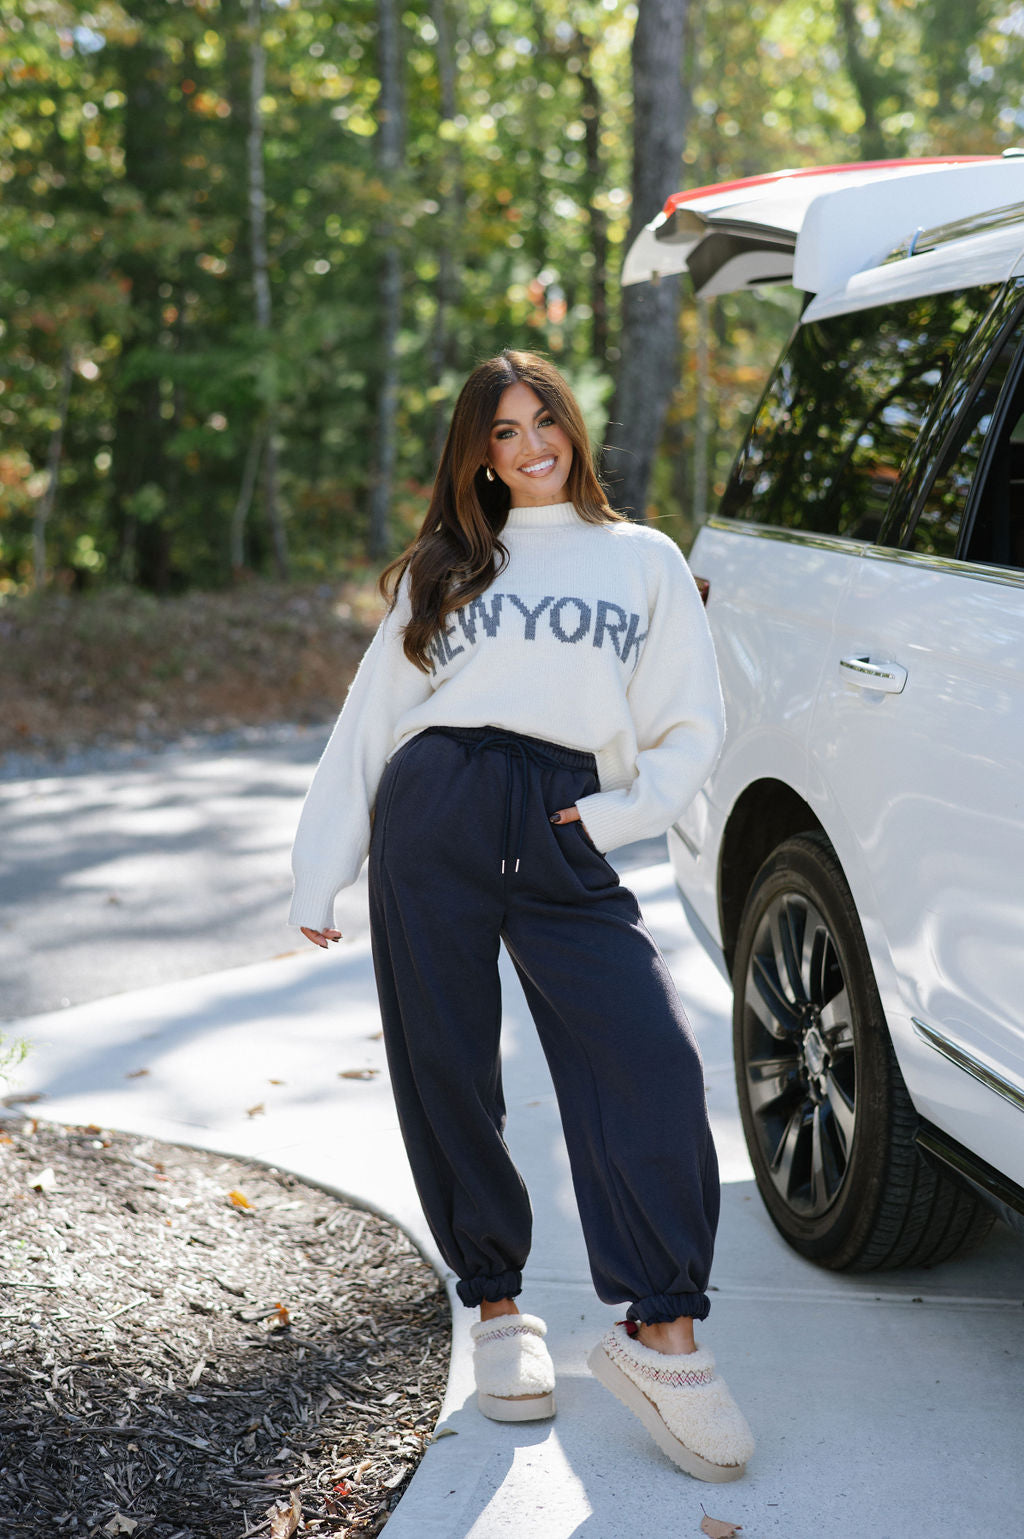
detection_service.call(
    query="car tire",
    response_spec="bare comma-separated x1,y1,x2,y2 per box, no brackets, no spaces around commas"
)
732,832,995,1270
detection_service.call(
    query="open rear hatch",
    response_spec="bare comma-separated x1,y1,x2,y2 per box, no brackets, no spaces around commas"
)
622,156,1021,299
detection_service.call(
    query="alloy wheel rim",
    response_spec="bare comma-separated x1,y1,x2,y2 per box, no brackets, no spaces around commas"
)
742,891,857,1218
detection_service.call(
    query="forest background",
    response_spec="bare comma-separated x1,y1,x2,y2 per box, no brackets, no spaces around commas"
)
2,0,1024,752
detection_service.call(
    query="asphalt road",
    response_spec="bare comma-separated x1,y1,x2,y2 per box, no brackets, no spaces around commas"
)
1,727,334,1021
1,728,668,1022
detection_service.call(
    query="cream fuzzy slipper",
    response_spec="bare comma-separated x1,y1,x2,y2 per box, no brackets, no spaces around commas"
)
470,1313,556,1422
588,1323,753,1481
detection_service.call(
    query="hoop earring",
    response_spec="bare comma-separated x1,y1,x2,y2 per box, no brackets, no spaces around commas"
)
485,465,495,482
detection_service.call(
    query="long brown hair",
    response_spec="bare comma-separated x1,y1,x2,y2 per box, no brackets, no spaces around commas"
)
380,349,621,671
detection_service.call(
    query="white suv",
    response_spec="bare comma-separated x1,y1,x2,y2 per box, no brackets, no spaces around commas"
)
626,157,1024,1269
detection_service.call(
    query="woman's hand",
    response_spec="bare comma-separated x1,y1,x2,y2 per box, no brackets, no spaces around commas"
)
549,806,595,840
550,806,597,845
301,927,343,949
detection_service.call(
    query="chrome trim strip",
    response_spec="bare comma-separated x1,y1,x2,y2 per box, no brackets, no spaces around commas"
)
674,882,731,985
670,821,700,859
863,544,1024,590
704,518,868,556
911,1017,1024,1114
705,516,1024,589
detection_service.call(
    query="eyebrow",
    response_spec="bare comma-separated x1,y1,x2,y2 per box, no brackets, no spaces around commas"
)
491,406,550,427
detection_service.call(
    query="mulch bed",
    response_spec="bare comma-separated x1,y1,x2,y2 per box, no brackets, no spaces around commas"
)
0,1116,449,1539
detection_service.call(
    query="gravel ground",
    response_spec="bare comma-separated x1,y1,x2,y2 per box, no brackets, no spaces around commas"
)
0,1116,449,1539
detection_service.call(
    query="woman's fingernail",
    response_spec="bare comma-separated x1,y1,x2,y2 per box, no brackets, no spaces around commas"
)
549,814,560,824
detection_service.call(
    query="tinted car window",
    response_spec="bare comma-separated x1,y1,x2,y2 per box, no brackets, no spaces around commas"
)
905,325,1024,560
963,386,1024,570
720,288,995,542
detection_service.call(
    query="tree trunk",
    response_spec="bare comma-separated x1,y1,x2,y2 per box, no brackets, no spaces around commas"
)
230,428,264,575
836,0,889,159
579,39,610,364
603,0,690,521
368,0,405,560
110,14,173,588
691,296,710,527
32,348,73,589
429,0,460,465
247,0,288,577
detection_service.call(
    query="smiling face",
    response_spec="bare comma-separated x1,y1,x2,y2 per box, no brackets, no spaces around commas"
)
486,381,574,507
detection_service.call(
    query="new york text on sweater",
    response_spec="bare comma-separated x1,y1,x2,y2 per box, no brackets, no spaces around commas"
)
429,591,649,673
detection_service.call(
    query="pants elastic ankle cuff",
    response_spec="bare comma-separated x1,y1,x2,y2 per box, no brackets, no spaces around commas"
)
628,1290,711,1325
456,1270,524,1308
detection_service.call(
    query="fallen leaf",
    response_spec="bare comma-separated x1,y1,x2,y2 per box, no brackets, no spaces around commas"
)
238,1303,287,1322
367,1030,384,1041
272,1301,291,1327
332,1480,352,1497
268,1078,286,1085
29,1166,56,1193
103,1517,138,1536
338,1068,379,1080
106,893,122,905
430,1425,458,1441
0,1133,13,1145
700,1509,743,1537
245,1102,265,1117
228,1189,253,1210
268,1490,302,1539
125,1068,150,1079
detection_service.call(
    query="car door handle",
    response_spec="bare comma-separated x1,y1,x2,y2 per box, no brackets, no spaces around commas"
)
838,655,908,694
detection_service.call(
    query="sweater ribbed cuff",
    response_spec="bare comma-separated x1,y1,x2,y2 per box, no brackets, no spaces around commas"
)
574,791,651,855
288,875,342,932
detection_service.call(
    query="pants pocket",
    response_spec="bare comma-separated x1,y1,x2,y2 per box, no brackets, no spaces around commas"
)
575,820,604,857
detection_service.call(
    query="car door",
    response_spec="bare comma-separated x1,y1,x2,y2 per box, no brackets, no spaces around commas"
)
811,308,1024,1184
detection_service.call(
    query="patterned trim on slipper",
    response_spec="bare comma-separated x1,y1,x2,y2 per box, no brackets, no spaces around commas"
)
606,1328,715,1386
477,1323,539,1342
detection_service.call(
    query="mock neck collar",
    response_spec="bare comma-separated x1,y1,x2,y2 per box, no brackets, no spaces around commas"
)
504,501,580,529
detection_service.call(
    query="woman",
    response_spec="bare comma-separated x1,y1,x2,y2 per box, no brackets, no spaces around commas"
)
290,350,754,1482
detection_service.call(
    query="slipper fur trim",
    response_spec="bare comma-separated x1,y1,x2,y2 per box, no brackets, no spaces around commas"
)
589,1324,753,1480
470,1314,556,1421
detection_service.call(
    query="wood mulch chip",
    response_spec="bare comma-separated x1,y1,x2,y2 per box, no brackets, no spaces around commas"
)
0,1117,449,1538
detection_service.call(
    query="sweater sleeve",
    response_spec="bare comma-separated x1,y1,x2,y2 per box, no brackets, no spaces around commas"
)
573,534,725,853
289,582,433,929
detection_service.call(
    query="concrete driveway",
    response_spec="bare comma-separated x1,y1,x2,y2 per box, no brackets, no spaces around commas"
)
4,739,1023,1537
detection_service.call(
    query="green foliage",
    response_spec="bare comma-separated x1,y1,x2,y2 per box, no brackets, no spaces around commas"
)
0,0,1021,592
0,1033,30,1085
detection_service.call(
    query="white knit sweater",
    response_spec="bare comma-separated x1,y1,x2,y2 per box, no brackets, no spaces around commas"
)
289,502,725,930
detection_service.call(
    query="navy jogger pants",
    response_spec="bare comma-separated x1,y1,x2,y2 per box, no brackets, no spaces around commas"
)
367,725,720,1324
